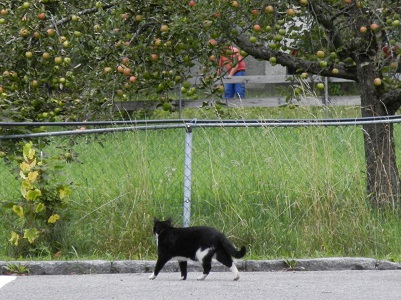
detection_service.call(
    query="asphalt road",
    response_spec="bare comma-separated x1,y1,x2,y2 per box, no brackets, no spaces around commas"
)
1,270,401,300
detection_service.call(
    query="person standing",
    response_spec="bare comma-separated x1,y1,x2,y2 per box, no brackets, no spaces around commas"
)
218,45,246,100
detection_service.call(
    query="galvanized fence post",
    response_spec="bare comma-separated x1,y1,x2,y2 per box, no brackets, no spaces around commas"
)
323,76,330,105
183,124,193,227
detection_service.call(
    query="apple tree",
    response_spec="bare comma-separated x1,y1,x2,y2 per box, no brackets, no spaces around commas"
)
0,0,220,123
189,0,401,207
0,0,215,152
0,0,401,207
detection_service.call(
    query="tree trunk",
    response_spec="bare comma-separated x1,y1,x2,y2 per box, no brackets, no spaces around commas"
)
357,65,400,208
362,117,400,208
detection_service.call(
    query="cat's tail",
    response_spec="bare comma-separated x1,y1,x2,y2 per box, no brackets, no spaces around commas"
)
221,237,246,259
234,246,247,258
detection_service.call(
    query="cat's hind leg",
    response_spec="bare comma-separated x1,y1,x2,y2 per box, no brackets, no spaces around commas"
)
198,256,212,281
196,249,214,281
178,261,188,280
216,249,240,281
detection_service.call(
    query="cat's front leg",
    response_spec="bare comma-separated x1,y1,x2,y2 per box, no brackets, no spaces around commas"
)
178,261,188,280
149,256,170,280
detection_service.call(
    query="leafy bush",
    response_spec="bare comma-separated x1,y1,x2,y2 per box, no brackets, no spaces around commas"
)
5,142,71,257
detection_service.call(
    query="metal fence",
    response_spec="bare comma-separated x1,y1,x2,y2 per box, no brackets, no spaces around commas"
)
1,117,401,230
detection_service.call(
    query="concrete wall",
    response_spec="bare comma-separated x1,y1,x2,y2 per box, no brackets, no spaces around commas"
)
244,56,288,94
244,56,287,76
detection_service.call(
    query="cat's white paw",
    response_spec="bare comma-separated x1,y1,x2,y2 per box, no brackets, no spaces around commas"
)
230,265,240,281
149,273,156,280
197,274,208,281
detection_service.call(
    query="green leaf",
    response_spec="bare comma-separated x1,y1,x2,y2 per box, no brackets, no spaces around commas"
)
25,188,42,201
23,142,35,161
12,205,24,218
35,203,45,213
48,214,60,224
27,171,40,183
20,161,32,173
9,232,20,246
58,186,71,200
20,180,32,198
24,228,39,244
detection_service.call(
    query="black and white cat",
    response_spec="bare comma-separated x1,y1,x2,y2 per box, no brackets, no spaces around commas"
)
149,218,246,281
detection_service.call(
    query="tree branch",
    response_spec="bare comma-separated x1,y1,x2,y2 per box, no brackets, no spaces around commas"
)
233,34,357,81
5,3,117,45
48,3,116,29
308,1,346,53
382,88,401,112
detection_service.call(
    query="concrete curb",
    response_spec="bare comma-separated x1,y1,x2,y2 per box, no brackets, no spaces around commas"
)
1,258,401,275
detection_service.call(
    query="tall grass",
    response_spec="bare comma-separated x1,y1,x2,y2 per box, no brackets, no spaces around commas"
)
147,103,362,120
56,130,186,260
1,106,401,261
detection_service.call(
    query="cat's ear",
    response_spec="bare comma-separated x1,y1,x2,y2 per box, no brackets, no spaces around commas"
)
153,217,159,224
166,218,172,225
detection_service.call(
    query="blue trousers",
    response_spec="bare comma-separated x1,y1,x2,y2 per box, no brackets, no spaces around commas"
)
224,71,246,99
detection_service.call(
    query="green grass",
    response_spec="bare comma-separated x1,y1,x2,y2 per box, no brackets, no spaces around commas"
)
1,105,401,261
140,103,362,120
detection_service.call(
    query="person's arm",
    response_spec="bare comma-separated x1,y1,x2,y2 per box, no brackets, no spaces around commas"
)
228,52,242,77
217,56,224,75
228,63,239,77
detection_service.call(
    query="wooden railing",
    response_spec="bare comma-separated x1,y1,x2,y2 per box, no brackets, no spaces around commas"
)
113,75,358,113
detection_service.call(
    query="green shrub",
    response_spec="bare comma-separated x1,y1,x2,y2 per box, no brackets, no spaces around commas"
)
5,142,71,258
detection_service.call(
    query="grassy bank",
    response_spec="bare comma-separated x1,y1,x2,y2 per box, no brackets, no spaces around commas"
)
1,105,401,261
